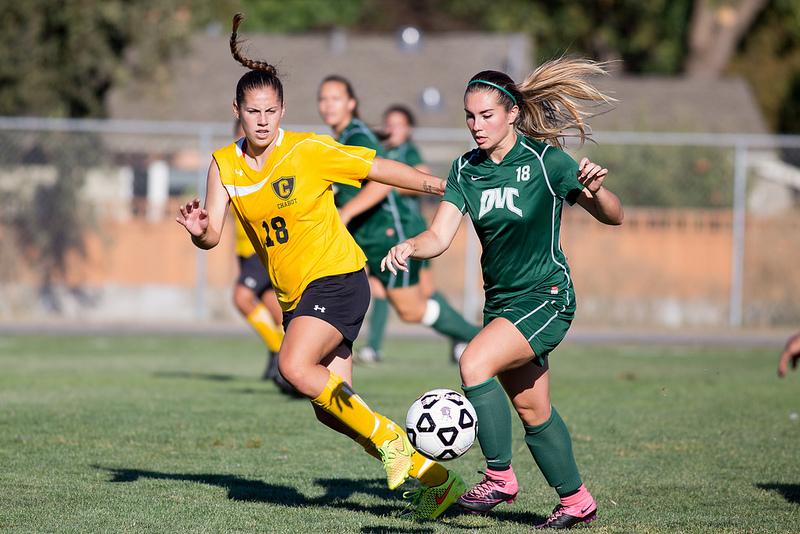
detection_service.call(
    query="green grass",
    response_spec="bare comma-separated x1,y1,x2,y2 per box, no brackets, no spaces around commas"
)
1,335,799,533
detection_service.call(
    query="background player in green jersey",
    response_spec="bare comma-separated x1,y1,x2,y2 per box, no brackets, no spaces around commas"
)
382,59,624,529
318,76,480,363
356,104,450,363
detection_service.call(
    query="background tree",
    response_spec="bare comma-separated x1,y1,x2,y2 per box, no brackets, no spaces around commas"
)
0,0,223,310
0,1,226,118
729,0,800,133
685,0,769,78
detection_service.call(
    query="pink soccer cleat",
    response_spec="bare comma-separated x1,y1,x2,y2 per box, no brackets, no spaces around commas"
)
457,469,518,514
535,484,597,529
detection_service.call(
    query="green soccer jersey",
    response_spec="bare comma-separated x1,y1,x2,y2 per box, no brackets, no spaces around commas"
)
385,140,427,236
334,118,385,207
385,140,424,167
334,118,399,248
442,135,585,314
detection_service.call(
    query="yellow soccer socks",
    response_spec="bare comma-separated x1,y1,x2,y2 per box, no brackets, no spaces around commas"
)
245,303,283,353
410,452,449,488
356,432,449,487
312,372,414,489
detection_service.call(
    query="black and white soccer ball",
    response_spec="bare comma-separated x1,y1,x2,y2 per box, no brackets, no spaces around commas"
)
405,388,477,461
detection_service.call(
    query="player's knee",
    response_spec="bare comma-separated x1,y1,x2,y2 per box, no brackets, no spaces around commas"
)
276,354,305,388
396,304,425,323
232,290,248,313
458,350,490,385
514,403,551,427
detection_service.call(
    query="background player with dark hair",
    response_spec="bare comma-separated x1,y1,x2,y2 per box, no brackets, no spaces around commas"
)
356,104,455,363
318,78,479,364
383,59,623,529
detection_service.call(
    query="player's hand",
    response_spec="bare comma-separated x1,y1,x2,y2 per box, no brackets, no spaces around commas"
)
381,241,414,275
778,332,800,377
176,198,209,237
577,157,608,194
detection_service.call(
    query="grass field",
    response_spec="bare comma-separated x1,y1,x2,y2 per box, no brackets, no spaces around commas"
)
1,334,799,533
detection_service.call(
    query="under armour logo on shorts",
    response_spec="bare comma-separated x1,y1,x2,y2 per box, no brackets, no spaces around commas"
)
314,305,326,313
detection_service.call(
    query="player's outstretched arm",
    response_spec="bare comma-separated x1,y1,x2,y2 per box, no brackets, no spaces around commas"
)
368,157,446,196
778,332,800,378
176,160,230,249
381,201,463,275
574,157,624,226
397,164,433,198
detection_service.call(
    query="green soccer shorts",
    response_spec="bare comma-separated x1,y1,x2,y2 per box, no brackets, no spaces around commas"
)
484,290,576,366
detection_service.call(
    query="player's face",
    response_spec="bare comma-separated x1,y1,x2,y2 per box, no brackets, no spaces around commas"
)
234,86,285,151
383,111,411,148
464,90,518,151
318,81,356,130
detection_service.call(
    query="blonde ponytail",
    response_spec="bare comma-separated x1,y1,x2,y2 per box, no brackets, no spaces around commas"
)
515,58,613,148
466,58,614,149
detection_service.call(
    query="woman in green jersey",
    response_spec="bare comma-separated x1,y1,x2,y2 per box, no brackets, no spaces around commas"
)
381,59,623,529
358,104,447,362
318,76,480,363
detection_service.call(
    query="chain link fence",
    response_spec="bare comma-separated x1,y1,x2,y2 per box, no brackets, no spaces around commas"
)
0,117,798,329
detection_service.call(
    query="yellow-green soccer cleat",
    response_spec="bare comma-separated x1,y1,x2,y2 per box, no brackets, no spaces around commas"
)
402,470,466,521
376,430,414,490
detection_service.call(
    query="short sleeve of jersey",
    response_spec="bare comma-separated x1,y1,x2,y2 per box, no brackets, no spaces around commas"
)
442,157,467,213
306,134,376,188
545,149,584,205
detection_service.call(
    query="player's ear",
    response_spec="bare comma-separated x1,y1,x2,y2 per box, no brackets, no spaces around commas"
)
232,100,240,121
507,105,519,125
280,105,286,119
347,98,356,114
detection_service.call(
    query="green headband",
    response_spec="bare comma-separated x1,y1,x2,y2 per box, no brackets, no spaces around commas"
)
467,79,517,105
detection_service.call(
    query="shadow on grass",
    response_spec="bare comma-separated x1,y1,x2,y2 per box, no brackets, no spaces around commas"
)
231,387,266,395
152,371,238,382
98,467,403,517
757,483,800,505
491,509,547,525
360,527,434,533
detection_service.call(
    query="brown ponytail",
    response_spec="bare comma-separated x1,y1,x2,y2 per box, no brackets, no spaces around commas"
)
230,13,283,106
466,58,613,149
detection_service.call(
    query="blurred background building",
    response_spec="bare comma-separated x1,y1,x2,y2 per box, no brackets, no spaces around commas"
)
1,0,799,331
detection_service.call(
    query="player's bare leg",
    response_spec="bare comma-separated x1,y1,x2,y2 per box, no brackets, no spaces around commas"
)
456,319,531,513
387,284,478,363
418,267,435,299
458,318,536,386
457,319,596,526
778,332,800,377
279,316,414,489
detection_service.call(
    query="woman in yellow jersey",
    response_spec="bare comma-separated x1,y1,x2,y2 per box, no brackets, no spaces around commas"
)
175,14,464,520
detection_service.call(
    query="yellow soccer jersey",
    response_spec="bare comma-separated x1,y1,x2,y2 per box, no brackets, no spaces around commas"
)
234,216,256,257
214,130,374,311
